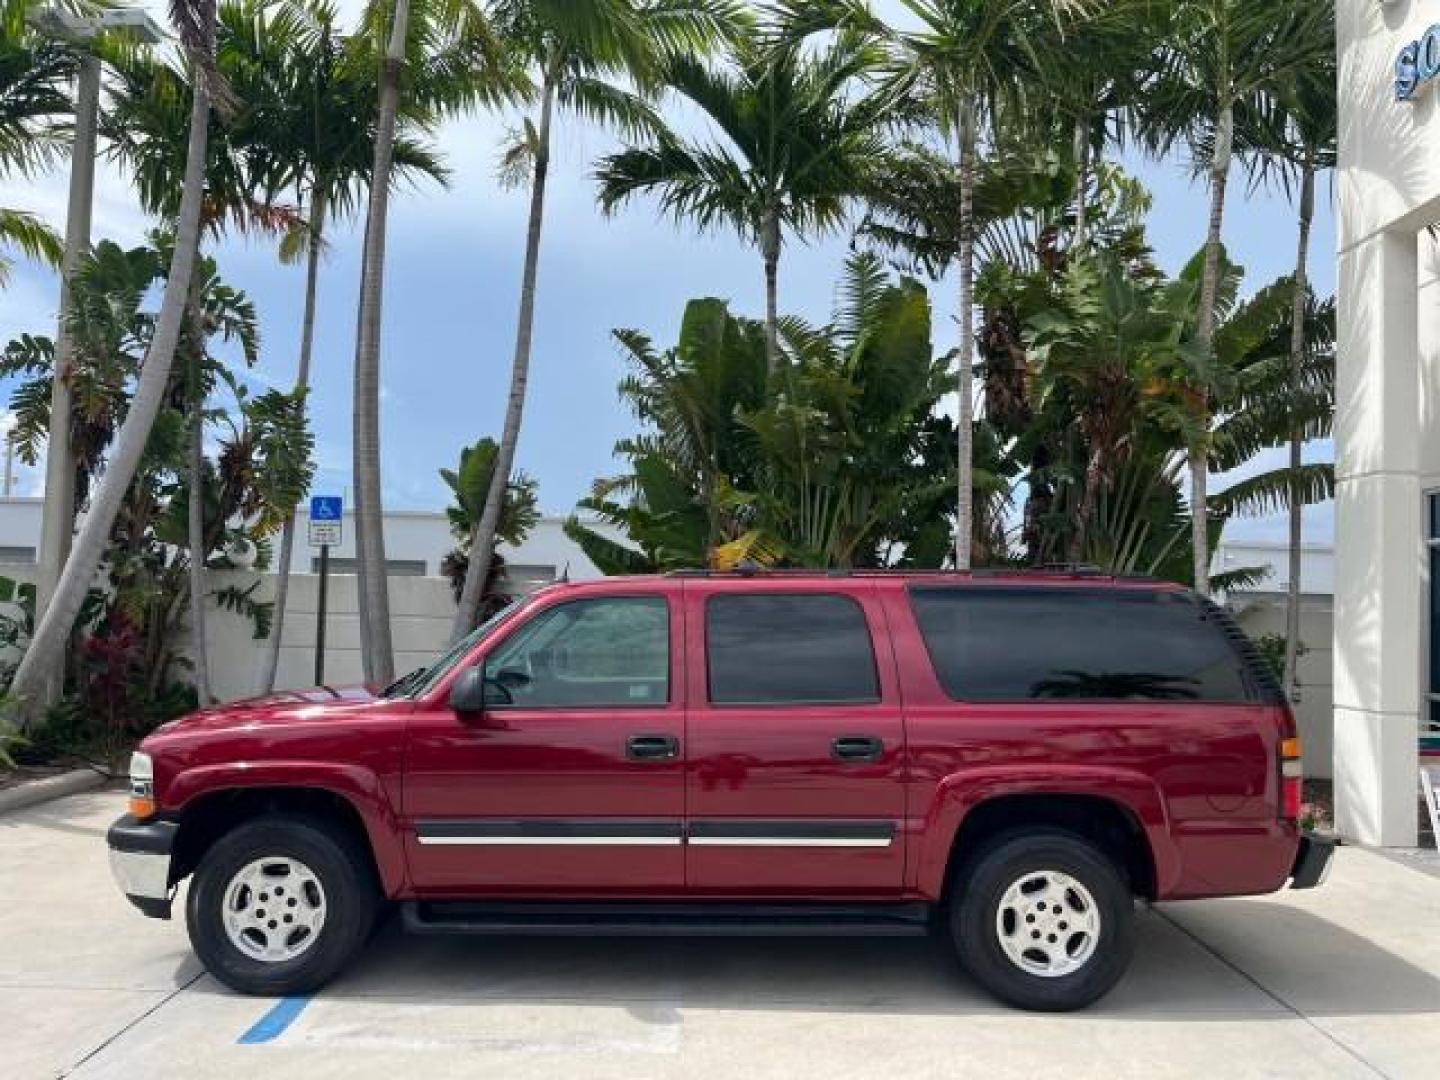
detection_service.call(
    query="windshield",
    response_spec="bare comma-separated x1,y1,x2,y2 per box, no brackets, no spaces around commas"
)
383,600,526,700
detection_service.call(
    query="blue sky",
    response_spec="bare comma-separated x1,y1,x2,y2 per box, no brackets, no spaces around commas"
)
0,1,1337,548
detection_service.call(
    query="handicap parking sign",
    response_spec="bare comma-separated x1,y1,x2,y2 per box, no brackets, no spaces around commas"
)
309,496,343,546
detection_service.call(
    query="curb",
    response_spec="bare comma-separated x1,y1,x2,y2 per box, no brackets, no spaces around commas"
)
0,768,108,816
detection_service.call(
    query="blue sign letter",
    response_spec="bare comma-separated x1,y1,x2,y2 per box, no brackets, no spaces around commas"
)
1398,41,1421,102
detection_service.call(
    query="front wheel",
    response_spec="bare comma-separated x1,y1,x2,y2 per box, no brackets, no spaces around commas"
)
186,815,377,996
948,830,1135,1011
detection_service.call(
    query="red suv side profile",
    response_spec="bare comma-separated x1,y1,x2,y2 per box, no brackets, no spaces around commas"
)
106,570,1333,1011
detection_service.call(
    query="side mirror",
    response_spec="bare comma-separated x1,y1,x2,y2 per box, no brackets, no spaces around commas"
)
492,668,532,694
449,667,487,715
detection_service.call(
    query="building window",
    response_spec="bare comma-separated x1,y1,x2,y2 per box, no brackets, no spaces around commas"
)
1429,493,1440,731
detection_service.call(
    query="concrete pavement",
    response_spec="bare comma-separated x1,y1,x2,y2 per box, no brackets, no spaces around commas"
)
4,790,1438,1079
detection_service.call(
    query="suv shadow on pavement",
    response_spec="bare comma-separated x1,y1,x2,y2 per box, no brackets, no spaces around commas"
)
290,901,1439,1023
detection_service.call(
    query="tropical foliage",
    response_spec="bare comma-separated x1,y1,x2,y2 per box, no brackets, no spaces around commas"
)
1,235,312,760
568,254,954,572
0,0,1340,753
439,436,539,615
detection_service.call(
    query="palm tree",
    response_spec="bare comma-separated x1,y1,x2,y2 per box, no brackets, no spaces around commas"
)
449,0,746,639
1137,0,1331,594
1241,14,1336,702
350,0,410,684
10,0,224,718
0,13,73,279
104,4,317,702
1044,0,1159,247
0,207,61,281
351,0,515,679
874,0,1096,571
257,0,449,693
595,30,885,376
1027,254,1200,561
438,436,539,612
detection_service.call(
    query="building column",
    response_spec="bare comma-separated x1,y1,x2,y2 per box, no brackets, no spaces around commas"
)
1334,228,1421,847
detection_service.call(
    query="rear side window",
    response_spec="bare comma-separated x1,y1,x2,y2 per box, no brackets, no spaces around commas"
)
707,593,880,705
908,587,1254,703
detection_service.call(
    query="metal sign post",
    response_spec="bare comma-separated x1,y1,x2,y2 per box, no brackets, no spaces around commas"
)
309,496,343,685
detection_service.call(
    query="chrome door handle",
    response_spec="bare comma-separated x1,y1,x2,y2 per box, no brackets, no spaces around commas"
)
626,734,679,761
831,736,884,763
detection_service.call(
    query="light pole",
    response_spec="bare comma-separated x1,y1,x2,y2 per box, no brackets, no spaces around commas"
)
27,6,165,707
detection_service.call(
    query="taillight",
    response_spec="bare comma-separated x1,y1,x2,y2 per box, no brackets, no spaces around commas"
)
1280,737,1303,821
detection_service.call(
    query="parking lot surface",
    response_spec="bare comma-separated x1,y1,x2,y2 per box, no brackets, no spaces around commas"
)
5,790,1439,1079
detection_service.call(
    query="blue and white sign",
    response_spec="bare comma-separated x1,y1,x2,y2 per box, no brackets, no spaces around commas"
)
308,496,343,547
1396,24,1440,102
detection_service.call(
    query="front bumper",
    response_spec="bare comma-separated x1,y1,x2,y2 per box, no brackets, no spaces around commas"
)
1290,833,1336,890
107,814,179,919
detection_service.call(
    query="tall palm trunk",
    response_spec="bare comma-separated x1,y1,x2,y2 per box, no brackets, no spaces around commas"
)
33,53,101,711
452,70,556,639
10,46,214,718
352,0,410,684
761,210,780,375
261,189,326,693
186,282,211,703
1072,115,1091,248
1283,155,1315,700
954,104,977,572
1070,447,1104,563
1191,100,1233,597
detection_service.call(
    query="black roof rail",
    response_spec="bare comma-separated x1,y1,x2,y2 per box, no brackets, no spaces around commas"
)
661,565,1166,583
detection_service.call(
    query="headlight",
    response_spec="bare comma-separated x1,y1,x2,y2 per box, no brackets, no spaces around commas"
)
128,751,155,819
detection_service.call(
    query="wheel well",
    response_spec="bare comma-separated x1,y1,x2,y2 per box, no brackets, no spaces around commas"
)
944,794,1157,901
170,787,379,886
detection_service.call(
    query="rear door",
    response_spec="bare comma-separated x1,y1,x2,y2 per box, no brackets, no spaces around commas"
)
682,579,907,896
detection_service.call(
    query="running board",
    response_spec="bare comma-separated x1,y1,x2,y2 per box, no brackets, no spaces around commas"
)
401,900,933,937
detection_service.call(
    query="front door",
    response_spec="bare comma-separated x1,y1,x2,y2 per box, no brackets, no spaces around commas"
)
682,581,907,896
403,591,685,897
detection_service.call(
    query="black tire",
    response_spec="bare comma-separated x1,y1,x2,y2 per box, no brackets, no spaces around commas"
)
186,814,378,996
948,829,1135,1012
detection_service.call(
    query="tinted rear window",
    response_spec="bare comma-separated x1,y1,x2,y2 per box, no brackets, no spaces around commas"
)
908,587,1254,703
707,593,880,705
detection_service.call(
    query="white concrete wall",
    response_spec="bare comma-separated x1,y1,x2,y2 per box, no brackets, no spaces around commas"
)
0,498,623,581
1231,596,1336,780
0,505,632,702
206,570,457,700
1214,542,1335,598
1336,1,1438,845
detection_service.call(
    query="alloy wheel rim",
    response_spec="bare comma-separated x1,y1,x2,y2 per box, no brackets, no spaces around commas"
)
994,869,1101,978
221,856,327,963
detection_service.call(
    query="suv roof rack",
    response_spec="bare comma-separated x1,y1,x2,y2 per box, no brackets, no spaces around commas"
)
664,566,1165,583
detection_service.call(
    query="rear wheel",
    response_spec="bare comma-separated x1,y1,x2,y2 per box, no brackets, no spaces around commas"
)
948,830,1135,1011
186,815,377,996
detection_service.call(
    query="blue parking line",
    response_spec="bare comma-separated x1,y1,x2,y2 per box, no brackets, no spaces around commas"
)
238,995,313,1044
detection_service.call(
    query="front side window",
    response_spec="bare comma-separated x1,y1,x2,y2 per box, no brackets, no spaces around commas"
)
909,587,1252,703
484,596,669,708
706,593,880,705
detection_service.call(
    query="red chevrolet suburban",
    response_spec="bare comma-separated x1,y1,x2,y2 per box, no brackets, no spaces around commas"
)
106,570,1333,1011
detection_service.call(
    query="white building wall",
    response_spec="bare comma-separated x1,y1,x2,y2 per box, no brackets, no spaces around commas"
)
0,499,633,701
1335,1,1440,845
